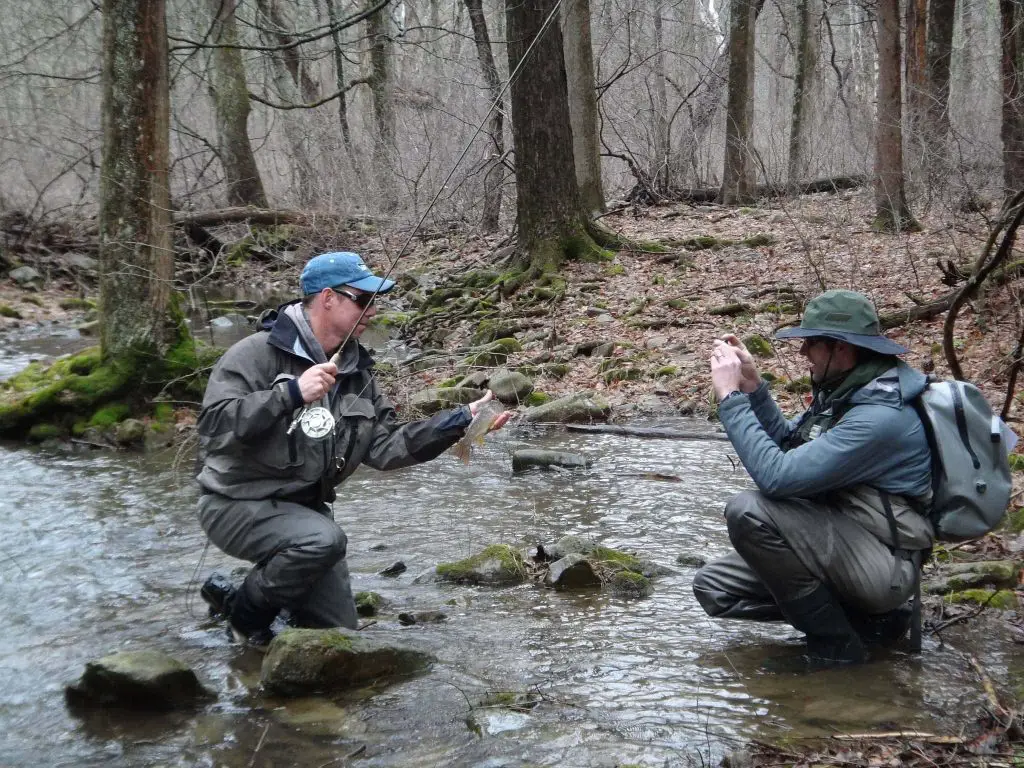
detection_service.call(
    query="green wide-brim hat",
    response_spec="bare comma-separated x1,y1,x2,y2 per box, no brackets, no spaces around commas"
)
775,289,909,355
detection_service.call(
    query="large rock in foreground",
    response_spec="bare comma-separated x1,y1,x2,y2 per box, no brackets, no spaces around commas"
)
65,650,212,711
261,629,432,696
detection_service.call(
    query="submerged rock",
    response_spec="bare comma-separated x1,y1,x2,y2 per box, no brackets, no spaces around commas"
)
65,649,212,711
260,628,432,696
435,544,528,585
354,591,385,617
511,449,592,473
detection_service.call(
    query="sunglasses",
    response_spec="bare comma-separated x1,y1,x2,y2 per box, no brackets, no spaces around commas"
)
331,287,376,309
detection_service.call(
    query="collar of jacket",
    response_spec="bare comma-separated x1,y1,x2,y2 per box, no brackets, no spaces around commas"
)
259,299,375,373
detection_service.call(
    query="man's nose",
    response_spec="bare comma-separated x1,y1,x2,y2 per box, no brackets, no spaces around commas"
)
799,340,810,356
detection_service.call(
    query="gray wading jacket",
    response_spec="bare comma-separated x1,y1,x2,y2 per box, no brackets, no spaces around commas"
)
196,303,472,503
718,361,934,550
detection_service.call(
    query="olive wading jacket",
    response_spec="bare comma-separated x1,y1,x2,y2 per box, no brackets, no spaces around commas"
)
718,361,934,551
196,301,471,504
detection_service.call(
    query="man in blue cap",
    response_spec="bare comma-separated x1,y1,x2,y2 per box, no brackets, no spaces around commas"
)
692,289,933,666
195,252,510,649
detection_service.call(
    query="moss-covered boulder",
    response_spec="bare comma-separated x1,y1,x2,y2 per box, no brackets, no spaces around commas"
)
520,392,610,424
355,591,385,617
260,629,432,696
944,589,1018,610
487,369,534,404
65,650,212,711
457,338,522,369
409,386,483,414
925,559,1019,595
435,545,528,586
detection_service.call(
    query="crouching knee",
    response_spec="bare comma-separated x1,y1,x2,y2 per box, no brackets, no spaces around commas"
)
723,490,769,538
692,564,728,618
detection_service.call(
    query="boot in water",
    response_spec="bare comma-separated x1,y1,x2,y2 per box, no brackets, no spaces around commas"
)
200,572,237,619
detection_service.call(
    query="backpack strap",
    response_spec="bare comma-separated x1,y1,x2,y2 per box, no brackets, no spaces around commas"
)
881,490,925,653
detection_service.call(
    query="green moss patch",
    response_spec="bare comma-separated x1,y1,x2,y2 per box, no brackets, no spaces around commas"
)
743,334,773,357
945,589,1018,610
1008,453,1024,472
89,403,131,428
0,304,22,319
436,545,527,584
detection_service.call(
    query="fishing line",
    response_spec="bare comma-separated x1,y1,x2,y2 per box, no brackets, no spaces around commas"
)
287,0,569,438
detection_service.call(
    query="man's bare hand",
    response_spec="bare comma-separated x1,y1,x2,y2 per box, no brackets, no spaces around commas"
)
710,344,746,401
297,362,338,403
716,334,762,393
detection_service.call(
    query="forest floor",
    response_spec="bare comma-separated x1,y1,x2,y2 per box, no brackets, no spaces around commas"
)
3,187,1024,764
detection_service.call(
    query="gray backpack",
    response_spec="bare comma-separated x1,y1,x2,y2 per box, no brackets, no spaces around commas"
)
912,379,1015,541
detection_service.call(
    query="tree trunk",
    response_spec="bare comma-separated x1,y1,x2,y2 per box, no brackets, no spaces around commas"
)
326,0,354,155
465,0,506,232
1002,0,1024,197
256,0,318,205
651,8,671,196
924,0,955,183
99,0,174,360
720,0,757,205
506,0,606,272
207,0,268,208
873,0,919,231
367,4,398,212
904,0,927,122
563,0,606,214
787,0,817,192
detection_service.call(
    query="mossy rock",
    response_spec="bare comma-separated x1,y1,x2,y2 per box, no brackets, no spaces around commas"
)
0,303,22,319
708,302,751,317
741,233,776,247
59,298,97,311
784,376,812,394
602,367,644,384
604,263,626,277
354,591,384,617
1009,453,1024,472
471,319,521,345
435,545,528,586
944,589,1018,610
370,312,411,330
1003,507,1024,534
665,298,689,310
743,334,773,358
604,569,654,598
424,287,465,308
89,403,131,428
458,338,523,369
655,366,678,377
27,423,64,442
524,391,551,407
261,629,432,696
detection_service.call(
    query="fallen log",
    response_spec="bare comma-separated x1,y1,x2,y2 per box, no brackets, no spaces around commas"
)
565,424,729,440
173,208,321,228
646,175,867,205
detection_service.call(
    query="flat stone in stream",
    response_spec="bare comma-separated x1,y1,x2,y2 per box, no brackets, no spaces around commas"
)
65,650,212,711
260,628,432,696
511,449,592,473
519,392,610,423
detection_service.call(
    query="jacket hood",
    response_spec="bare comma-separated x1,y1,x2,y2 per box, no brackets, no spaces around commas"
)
848,359,928,408
259,299,374,372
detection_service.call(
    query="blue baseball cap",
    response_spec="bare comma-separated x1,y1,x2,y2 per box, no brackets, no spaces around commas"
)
300,252,395,295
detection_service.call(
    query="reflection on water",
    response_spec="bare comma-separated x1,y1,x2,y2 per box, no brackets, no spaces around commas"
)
0,419,1005,767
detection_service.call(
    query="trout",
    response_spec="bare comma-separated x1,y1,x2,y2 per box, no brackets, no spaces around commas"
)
450,400,504,464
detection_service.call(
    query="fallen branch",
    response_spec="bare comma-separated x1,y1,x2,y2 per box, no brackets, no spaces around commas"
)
565,424,729,440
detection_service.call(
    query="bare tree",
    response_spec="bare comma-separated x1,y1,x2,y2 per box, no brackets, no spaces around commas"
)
507,0,613,271
924,0,955,182
99,0,175,359
873,0,919,231
563,0,605,215
787,0,817,192
465,0,506,232
1002,0,1024,198
207,0,268,207
367,2,398,212
720,0,758,204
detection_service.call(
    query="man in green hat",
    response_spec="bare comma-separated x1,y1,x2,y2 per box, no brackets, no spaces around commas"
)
692,289,933,666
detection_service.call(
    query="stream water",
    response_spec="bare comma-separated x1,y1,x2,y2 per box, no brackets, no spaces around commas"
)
0,318,1019,767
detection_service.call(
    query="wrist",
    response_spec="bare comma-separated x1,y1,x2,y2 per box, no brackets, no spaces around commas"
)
719,389,744,404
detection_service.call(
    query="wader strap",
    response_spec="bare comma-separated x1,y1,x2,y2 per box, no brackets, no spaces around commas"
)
909,549,924,653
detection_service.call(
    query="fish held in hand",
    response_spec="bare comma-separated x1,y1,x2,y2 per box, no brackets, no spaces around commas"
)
451,401,505,464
